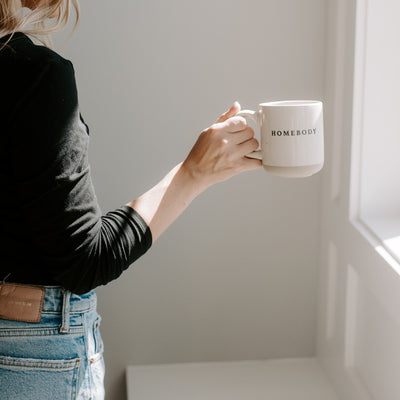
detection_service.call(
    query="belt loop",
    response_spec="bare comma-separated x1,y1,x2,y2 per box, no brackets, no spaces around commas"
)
60,289,71,334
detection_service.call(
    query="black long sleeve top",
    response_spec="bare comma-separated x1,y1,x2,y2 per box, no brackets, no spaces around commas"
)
0,33,152,294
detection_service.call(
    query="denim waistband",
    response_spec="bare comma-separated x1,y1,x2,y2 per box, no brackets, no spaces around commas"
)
1,285,97,334
43,287,97,334
41,286,97,314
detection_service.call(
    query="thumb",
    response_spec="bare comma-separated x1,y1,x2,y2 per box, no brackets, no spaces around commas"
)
215,101,241,123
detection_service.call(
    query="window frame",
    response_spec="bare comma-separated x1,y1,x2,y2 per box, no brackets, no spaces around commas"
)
349,0,400,270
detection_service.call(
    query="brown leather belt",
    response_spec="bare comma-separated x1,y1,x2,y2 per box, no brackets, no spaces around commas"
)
0,282,45,323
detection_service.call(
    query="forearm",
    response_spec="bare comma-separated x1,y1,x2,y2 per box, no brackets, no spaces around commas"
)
126,102,261,242
126,163,207,242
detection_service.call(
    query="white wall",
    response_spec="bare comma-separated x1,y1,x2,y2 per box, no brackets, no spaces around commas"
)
56,0,326,398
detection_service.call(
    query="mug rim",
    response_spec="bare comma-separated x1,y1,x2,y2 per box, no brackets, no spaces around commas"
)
260,100,322,107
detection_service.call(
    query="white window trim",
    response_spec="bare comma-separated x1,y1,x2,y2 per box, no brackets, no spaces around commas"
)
349,0,400,272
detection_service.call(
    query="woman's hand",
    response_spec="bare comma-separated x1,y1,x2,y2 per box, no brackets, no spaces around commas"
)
127,102,262,241
181,102,262,191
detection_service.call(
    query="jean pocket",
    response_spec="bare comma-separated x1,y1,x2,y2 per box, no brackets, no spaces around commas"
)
0,355,81,400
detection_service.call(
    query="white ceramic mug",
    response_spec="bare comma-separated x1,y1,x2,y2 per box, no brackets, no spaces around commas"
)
237,100,324,178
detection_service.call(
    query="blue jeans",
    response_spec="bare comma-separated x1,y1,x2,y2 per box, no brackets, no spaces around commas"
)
0,287,105,400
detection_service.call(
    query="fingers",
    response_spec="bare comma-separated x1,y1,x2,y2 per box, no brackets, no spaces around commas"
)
223,116,247,133
212,116,254,145
215,101,241,123
228,126,255,145
239,156,263,171
216,119,259,158
239,137,259,154
212,116,247,134
226,137,259,163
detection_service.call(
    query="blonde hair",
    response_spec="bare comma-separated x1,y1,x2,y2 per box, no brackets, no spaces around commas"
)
0,0,80,47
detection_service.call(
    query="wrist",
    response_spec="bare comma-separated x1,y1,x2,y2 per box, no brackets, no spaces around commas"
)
179,160,211,197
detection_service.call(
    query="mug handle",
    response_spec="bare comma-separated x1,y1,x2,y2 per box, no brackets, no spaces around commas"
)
236,109,263,160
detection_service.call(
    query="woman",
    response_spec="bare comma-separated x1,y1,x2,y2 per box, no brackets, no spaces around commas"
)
0,0,261,398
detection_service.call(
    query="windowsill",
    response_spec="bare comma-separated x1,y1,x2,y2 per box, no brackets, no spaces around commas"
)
126,358,340,400
359,214,400,272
